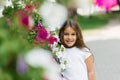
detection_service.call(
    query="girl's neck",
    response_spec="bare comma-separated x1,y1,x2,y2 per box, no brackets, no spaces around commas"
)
66,46,76,49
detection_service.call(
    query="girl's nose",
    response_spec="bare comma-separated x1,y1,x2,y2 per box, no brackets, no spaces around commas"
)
68,35,72,39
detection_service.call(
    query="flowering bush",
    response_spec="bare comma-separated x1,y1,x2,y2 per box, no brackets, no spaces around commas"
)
0,0,63,80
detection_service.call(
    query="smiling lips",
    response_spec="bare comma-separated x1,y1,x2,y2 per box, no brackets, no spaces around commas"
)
65,40,75,46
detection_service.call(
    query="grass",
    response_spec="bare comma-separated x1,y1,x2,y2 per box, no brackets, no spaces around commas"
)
77,13,120,30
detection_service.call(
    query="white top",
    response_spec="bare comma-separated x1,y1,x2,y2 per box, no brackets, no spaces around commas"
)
61,47,91,80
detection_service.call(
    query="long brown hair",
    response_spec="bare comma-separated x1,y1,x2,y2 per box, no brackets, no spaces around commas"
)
59,19,88,49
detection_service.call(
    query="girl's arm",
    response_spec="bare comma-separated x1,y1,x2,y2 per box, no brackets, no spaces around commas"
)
85,55,96,80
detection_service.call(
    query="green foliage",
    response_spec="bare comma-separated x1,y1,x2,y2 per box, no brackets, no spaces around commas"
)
32,12,43,26
25,67,45,80
0,17,32,65
0,69,13,80
77,12,120,30
27,30,36,43
56,0,69,6
12,1,24,10
77,15,109,30
21,0,44,4
2,6,14,19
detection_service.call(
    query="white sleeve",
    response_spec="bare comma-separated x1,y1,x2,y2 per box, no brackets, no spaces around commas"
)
81,48,92,60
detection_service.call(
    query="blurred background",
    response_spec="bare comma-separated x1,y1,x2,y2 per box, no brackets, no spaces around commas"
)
0,0,120,80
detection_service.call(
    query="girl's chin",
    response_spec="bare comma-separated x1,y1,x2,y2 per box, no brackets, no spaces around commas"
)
64,44,75,48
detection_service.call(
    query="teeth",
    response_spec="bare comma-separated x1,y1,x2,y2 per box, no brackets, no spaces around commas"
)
67,41,72,43
67,41,72,42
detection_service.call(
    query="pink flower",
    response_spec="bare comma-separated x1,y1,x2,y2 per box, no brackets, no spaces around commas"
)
24,4,35,12
36,29,48,43
19,11,29,28
96,0,118,11
48,36,57,44
18,11,34,29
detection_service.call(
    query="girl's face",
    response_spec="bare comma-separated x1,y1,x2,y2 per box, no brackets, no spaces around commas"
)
63,27,77,48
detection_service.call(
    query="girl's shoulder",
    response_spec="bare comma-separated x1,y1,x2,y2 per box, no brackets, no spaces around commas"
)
80,47,90,52
80,47,92,60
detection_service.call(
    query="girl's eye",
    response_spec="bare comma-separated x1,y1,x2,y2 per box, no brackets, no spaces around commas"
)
64,33,69,35
72,33,76,36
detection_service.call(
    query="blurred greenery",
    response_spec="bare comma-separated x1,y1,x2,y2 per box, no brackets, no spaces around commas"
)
0,17,31,80
77,13,120,30
56,0,69,5
0,17,32,61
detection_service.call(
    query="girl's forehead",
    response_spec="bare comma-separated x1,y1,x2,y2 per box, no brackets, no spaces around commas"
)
64,26,76,32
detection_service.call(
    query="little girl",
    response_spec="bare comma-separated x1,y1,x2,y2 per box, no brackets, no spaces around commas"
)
59,19,96,80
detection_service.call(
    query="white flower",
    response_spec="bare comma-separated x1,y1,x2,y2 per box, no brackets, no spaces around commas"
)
25,48,53,68
50,41,67,73
25,48,62,80
16,0,25,8
56,51,64,58
60,63,66,71
39,1,68,31
0,8,3,18
0,0,12,7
